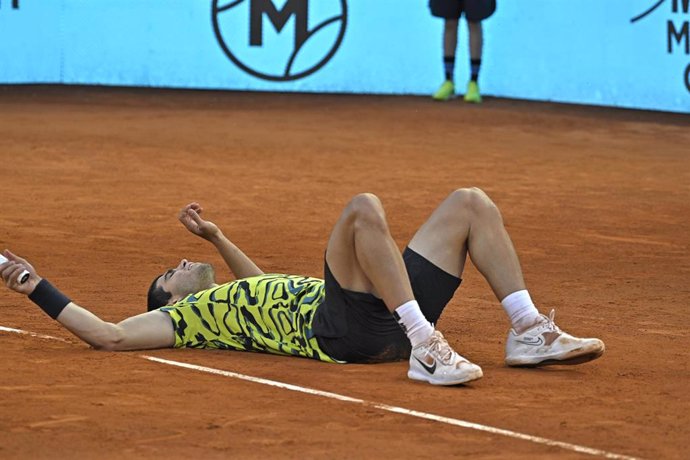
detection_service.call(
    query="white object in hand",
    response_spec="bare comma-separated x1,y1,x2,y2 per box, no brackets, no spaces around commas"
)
0,254,30,284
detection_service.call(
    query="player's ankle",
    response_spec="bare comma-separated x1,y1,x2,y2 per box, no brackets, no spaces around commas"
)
393,300,434,347
512,314,542,334
501,290,540,333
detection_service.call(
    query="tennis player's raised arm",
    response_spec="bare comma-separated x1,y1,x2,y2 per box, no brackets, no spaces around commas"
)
0,250,174,351
178,202,263,279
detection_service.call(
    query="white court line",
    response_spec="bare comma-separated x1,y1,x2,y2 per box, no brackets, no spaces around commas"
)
0,325,68,342
0,325,640,460
142,356,640,460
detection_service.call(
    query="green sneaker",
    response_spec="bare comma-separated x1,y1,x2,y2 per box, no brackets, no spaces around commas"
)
432,80,455,101
463,80,482,103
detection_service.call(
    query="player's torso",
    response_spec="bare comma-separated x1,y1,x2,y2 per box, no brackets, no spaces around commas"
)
161,274,336,362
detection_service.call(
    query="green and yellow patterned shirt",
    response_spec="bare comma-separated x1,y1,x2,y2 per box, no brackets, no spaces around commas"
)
160,274,337,363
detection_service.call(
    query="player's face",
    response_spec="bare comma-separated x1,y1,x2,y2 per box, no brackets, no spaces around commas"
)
157,259,215,303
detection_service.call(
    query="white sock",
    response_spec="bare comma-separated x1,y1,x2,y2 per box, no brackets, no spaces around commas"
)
393,300,434,348
501,290,540,332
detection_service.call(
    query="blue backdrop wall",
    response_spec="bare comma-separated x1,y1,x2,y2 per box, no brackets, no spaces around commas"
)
0,0,688,113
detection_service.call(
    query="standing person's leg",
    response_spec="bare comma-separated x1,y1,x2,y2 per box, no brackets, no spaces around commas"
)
443,19,459,78
463,0,497,102
408,188,605,366
430,0,462,101
323,193,482,384
468,21,483,76
464,21,483,103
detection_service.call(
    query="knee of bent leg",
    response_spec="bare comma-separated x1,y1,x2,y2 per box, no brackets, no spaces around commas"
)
347,193,387,229
449,187,500,217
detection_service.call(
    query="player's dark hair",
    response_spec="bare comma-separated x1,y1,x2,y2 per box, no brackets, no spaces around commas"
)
147,275,172,311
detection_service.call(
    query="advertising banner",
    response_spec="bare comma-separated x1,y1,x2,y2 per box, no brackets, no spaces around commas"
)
0,0,688,113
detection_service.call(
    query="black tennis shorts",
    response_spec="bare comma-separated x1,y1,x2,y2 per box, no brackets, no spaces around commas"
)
429,0,497,21
313,248,461,364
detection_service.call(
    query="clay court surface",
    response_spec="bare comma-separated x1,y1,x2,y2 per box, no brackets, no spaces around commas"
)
0,86,688,459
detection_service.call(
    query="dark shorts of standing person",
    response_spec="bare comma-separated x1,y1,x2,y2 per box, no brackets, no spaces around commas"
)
313,248,461,364
429,0,497,21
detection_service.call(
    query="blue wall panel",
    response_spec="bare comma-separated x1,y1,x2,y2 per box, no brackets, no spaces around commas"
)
0,0,62,83
1,0,688,113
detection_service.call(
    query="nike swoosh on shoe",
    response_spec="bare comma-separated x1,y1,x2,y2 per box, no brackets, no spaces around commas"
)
414,356,437,374
517,336,544,346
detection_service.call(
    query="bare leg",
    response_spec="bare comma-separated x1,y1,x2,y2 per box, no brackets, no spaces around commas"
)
408,189,606,369
325,193,413,312
408,187,525,301
326,193,483,385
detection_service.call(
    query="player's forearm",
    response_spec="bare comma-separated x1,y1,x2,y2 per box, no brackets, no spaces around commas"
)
24,278,123,350
209,233,263,279
23,278,173,351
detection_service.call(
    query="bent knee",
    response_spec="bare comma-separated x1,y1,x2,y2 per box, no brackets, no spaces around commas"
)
348,193,383,215
346,193,387,228
448,187,498,215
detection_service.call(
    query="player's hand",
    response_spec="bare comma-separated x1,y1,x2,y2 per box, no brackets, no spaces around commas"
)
0,250,41,295
178,203,222,241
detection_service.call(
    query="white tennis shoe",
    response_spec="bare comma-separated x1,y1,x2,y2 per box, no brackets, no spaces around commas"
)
505,310,605,367
408,330,483,385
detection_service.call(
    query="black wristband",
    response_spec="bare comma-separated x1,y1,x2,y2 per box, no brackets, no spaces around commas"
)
28,279,72,319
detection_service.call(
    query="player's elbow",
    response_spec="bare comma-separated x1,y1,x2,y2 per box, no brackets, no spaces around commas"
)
93,340,120,352
90,326,126,351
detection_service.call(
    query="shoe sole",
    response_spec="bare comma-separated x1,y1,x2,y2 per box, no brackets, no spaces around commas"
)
506,345,605,368
408,367,483,386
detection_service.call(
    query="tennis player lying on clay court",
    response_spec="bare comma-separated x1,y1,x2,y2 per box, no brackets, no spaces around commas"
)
1,188,604,386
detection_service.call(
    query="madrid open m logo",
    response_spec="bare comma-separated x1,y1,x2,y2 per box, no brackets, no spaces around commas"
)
212,0,347,81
